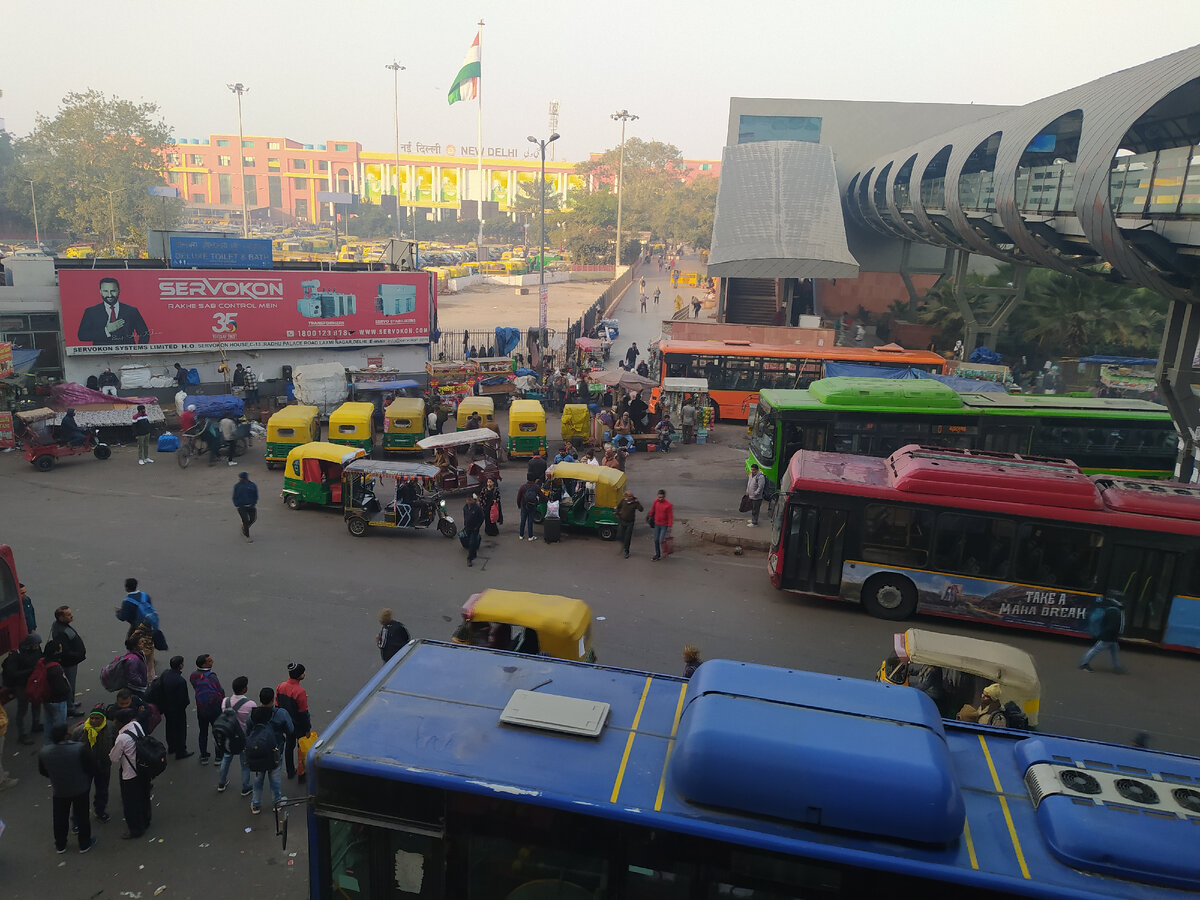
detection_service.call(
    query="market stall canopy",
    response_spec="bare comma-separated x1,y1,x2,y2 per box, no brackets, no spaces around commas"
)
588,369,658,391
575,338,601,351
662,377,709,395
708,140,859,280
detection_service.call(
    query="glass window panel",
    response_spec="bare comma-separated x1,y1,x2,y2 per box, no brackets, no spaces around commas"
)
1014,523,1102,590
1148,146,1189,213
933,514,1014,578
736,115,822,144
863,504,932,567
218,174,232,205
1180,147,1200,214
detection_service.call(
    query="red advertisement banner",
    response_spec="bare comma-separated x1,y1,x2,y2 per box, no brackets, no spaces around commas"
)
59,269,433,356
0,342,12,378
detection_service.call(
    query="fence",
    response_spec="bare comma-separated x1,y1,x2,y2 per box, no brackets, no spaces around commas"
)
565,266,634,360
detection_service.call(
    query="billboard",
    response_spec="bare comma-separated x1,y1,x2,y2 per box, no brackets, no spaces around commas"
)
60,269,433,356
169,236,273,269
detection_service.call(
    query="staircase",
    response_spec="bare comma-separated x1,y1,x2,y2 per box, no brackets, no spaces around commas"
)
724,278,779,325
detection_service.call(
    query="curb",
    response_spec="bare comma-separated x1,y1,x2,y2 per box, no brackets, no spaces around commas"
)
685,518,771,553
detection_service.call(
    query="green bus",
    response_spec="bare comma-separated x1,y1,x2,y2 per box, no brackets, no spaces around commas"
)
748,377,1178,484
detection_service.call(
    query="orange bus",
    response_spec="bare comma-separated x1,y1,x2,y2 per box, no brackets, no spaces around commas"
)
657,340,950,420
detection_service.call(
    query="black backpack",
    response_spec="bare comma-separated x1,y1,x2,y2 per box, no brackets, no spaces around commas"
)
244,719,280,772
212,697,250,756
130,723,168,779
1002,701,1030,731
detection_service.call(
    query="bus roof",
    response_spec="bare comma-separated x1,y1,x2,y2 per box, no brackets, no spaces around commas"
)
784,445,1200,530
313,641,1200,896
658,340,947,365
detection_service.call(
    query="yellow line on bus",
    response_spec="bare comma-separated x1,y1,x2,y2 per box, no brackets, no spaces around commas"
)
611,676,652,804
963,817,979,869
655,683,689,811
978,734,1029,879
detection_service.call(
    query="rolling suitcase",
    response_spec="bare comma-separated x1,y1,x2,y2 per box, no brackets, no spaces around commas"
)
543,516,561,543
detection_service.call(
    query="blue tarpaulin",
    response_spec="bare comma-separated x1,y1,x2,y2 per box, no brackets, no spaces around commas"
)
184,395,245,419
1079,356,1157,366
353,380,420,392
968,346,1004,364
494,327,521,357
820,363,1007,393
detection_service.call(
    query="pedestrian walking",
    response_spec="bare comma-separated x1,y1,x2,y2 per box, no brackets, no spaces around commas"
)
640,293,647,312
680,397,697,444
131,403,154,465
639,276,646,293
0,700,16,790
50,605,87,716
1080,595,1126,673
615,490,643,559
110,708,153,839
682,645,703,678
377,609,411,662
20,582,36,633
480,478,503,537
426,407,440,436
649,489,674,561
39,639,73,744
39,723,98,853
276,663,311,780
854,323,866,345
517,478,542,541
71,705,116,826
2,632,43,743
116,577,159,641
691,296,702,318
189,654,225,764
245,687,293,814
462,494,485,565
653,287,661,305
233,471,258,543
148,655,192,760
526,452,547,484
745,463,767,527
625,342,640,369
215,675,256,796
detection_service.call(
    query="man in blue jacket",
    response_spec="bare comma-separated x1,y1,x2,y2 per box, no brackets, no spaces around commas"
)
233,472,258,543
245,687,293,815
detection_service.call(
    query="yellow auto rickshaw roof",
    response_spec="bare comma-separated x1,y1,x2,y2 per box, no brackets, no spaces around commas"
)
547,462,626,507
458,396,495,415
329,401,376,423
267,405,320,427
284,441,367,466
902,629,1041,695
385,397,425,416
508,399,545,421
466,590,592,640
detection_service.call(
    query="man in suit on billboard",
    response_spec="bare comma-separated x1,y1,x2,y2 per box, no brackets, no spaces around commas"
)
76,277,151,345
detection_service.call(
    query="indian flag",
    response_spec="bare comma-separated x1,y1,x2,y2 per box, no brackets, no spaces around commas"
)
447,32,481,105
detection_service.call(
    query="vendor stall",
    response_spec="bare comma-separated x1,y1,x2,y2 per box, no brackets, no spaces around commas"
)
659,377,712,444
426,360,479,414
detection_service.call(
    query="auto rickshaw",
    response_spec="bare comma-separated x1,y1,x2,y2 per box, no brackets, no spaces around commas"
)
538,462,625,540
17,408,111,471
280,441,367,509
560,404,590,444
876,628,1041,727
342,460,457,538
507,399,547,458
382,397,426,453
328,401,376,455
456,396,497,434
416,428,502,496
264,405,321,469
450,589,596,662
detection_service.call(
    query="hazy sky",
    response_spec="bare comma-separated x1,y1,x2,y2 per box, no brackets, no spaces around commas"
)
3,1,1199,162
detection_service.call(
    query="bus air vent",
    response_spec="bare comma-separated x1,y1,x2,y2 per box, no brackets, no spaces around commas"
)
1174,788,1200,813
1059,769,1102,795
499,689,609,738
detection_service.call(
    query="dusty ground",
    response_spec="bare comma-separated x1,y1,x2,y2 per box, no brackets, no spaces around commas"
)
435,277,620,333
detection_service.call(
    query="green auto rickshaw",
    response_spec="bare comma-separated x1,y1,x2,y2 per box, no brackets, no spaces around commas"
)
538,461,626,540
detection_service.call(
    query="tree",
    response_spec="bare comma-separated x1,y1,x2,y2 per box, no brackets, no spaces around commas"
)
14,90,182,247
346,202,394,238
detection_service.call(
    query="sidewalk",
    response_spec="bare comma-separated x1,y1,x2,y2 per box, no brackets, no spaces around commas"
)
685,515,771,552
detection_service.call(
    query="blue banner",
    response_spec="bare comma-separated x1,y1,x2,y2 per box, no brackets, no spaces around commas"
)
169,236,273,270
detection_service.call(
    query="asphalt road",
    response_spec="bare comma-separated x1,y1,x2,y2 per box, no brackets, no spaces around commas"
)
1,258,1196,898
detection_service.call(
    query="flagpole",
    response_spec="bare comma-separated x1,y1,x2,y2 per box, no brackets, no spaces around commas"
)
476,18,485,261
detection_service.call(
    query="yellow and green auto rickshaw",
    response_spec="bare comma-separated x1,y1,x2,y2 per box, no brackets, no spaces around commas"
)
507,398,547,458
560,404,590,445
280,441,367,509
328,401,376,455
877,628,1042,728
456,396,497,434
382,397,426,453
450,589,596,662
538,462,626,540
264,405,321,469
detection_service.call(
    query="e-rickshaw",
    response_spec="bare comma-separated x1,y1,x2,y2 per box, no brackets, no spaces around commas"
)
877,628,1041,727
17,408,111,471
507,399,547,458
264,405,321,469
280,441,367,509
382,397,425,453
450,589,597,662
560,404,590,445
342,459,457,538
538,462,625,540
456,396,497,434
416,428,502,496
328,401,376,455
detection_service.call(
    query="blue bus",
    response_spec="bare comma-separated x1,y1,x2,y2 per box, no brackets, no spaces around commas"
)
306,641,1200,898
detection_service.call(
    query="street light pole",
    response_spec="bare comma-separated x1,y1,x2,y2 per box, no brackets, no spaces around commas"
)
528,131,560,349
610,109,638,275
386,60,406,266
25,179,40,249
102,187,123,250
227,82,250,238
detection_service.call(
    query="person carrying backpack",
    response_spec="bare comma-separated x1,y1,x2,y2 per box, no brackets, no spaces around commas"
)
1080,595,1126,673
115,578,160,679
214,676,256,796
377,609,411,663
2,633,44,745
275,663,310,780
189,654,226,764
244,687,293,815
517,478,543,542
109,708,161,839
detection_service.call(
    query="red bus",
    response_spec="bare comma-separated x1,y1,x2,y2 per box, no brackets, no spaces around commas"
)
769,445,1200,652
0,545,25,655
657,339,949,420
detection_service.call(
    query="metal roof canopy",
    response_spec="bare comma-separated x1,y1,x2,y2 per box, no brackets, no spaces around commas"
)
708,141,860,280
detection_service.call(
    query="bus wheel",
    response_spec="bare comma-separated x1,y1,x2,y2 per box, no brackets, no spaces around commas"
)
861,573,918,621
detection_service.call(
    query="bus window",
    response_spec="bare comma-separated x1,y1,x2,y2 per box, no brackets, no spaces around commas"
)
1014,524,1102,591
981,425,1031,454
862,504,932,567
665,355,691,379
933,514,1013,578
750,411,776,465
325,818,446,898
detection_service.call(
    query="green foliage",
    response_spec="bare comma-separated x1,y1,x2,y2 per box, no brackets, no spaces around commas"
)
347,202,395,238
14,90,182,247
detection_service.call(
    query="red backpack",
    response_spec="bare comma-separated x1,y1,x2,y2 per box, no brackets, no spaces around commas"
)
25,659,50,705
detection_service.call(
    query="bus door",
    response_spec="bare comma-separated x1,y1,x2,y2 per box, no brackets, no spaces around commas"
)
781,502,847,595
1104,543,1177,641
